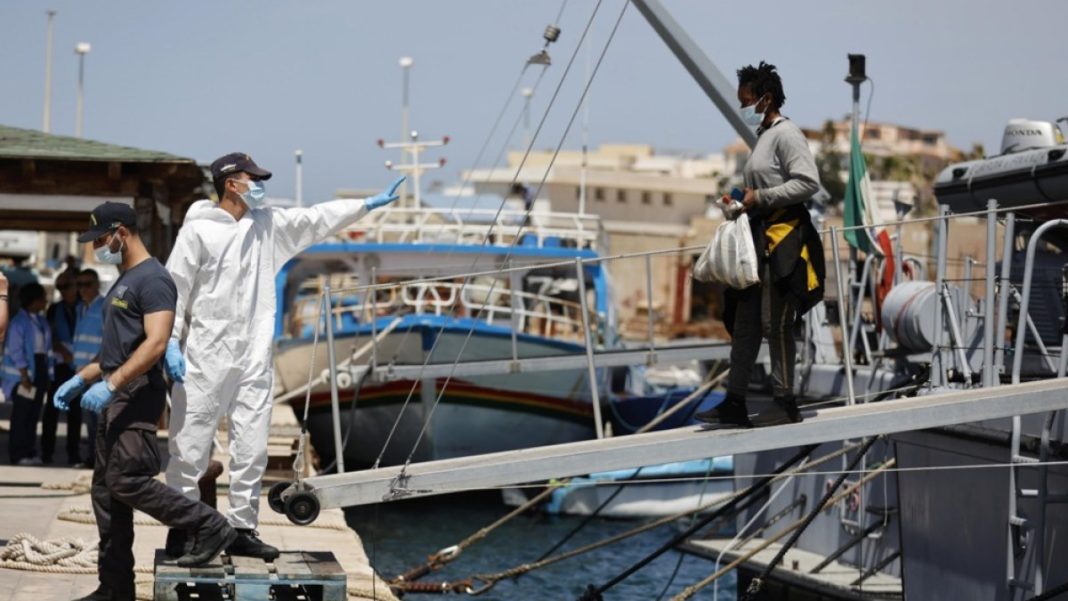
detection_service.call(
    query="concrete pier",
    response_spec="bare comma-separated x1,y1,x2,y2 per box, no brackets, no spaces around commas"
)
0,405,398,601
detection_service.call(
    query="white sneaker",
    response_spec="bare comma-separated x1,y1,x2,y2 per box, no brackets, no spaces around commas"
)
17,457,43,466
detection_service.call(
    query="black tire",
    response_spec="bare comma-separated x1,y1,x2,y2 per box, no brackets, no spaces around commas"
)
285,491,321,526
268,482,290,514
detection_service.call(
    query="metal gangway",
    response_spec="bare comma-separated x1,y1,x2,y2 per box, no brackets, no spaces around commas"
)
281,379,1068,509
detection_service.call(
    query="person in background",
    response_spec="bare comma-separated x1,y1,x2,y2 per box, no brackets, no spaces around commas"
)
71,268,105,465
3,258,39,315
42,268,83,465
1,283,53,465
0,272,9,342
694,61,825,429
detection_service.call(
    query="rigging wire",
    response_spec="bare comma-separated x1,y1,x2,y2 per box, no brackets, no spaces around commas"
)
370,0,619,473
399,0,631,472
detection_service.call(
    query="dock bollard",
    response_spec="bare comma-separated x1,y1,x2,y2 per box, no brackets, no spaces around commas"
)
197,460,224,509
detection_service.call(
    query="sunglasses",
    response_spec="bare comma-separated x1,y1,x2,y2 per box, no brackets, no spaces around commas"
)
77,281,97,288
57,282,75,290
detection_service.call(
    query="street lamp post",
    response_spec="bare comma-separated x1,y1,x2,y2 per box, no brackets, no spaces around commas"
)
75,42,91,138
295,149,304,208
399,56,413,208
43,10,57,133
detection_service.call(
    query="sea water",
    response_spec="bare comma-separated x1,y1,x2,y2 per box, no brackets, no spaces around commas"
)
346,494,737,601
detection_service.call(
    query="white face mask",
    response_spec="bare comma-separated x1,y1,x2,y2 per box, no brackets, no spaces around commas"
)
237,179,267,208
740,96,768,127
94,232,124,265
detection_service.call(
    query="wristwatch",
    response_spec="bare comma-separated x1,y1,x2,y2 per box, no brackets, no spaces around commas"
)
105,378,117,393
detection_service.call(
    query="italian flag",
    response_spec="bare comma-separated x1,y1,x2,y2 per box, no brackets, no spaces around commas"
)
843,125,895,302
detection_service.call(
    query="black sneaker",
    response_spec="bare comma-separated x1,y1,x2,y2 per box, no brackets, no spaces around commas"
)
72,586,114,601
164,528,192,559
776,397,803,423
694,397,753,428
226,529,280,561
177,523,238,567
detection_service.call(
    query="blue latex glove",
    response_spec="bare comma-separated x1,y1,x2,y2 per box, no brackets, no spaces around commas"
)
53,375,87,411
81,381,115,414
165,338,186,383
364,176,406,211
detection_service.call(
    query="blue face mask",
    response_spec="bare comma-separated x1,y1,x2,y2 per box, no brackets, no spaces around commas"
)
94,232,124,265
239,179,267,208
740,96,768,127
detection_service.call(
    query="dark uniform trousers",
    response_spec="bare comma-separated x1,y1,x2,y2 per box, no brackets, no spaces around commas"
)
91,385,224,596
726,265,799,400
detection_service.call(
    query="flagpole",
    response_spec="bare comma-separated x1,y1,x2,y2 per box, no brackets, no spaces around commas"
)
844,54,867,354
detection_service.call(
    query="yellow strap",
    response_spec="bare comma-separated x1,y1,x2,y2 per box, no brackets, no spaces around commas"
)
800,245,819,291
765,219,799,254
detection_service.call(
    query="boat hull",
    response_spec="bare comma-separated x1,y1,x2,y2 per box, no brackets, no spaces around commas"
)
275,322,599,467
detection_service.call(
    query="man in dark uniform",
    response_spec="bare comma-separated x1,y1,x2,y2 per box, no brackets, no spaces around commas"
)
54,203,237,601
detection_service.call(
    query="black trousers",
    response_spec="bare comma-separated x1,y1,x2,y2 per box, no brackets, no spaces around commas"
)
8,354,49,464
91,386,225,596
41,363,82,463
726,268,799,400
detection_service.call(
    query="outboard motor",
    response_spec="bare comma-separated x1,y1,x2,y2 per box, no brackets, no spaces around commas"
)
934,118,1068,214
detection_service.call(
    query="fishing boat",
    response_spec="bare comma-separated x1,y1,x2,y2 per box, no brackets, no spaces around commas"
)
271,202,618,468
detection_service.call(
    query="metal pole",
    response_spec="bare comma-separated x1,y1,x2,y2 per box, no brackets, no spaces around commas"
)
295,150,304,208
629,0,756,148
411,134,422,209
830,227,856,405
509,262,521,369
322,284,345,473
931,205,949,388
75,47,87,138
848,256,873,360
399,56,412,209
645,254,656,362
1012,220,1068,385
43,10,56,133
995,212,1016,382
370,266,378,377
893,220,904,285
984,199,998,387
576,258,605,439
847,68,862,327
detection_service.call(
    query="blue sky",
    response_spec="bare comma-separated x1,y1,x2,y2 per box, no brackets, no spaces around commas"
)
3,0,1066,202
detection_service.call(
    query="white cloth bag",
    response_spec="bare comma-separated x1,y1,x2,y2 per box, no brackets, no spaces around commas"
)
693,206,761,289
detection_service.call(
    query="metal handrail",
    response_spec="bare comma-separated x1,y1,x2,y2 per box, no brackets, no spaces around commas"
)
333,206,607,250
286,279,600,343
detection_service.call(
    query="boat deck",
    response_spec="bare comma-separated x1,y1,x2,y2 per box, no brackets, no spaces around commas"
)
680,537,902,599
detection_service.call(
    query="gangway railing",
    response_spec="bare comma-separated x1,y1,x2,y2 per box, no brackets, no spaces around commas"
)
334,206,607,251
293,378,1068,509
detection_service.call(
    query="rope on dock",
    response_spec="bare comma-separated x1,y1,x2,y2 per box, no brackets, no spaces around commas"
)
0,533,97,572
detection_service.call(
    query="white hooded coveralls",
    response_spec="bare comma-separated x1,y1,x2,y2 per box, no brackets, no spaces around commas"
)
165,198,368,529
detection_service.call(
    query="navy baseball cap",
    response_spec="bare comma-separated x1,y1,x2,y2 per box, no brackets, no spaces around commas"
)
210,152,272,181
77,202,137,243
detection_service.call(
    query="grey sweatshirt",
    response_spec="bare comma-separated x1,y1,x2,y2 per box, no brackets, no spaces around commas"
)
742,117,821,209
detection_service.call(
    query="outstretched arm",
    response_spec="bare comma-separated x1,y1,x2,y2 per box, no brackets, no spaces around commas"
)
272,176,404,261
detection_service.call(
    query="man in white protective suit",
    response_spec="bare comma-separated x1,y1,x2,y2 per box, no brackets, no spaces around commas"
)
163,152,403,559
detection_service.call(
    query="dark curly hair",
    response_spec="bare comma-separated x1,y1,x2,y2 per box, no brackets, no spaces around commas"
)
736,61,786,110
